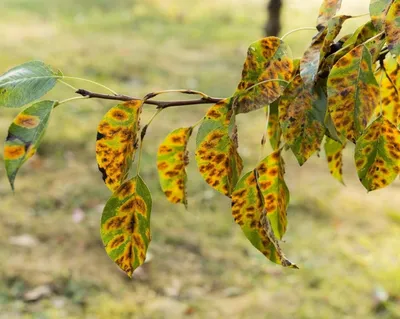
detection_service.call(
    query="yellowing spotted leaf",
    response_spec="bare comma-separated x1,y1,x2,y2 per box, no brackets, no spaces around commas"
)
324,137,346,184
96,100,142,192
279,75,326,165
101,175,152,277
267,100,282,150
255,151,289,239
157,127,192,206
355,116,400,191
327,44,379,143
370,0,393,31
375,56,400,126
235,37,293,114
4,100,55,190
385,0,400,55
231,153,296,268
196,98,243,197
316,0,342,29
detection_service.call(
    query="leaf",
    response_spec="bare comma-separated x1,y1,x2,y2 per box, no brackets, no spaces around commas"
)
370,0,393,31
374,56,400,127
157,127,192,206
355,116,400,191
316,0,342,29
101,175,152,277
0,61,62,108
96,100,142,192
231,156,297,268
324,137,346,184
196,98,243,197
327,44,380,143
234,37,294,114
301,15,351,85
279,75,326,165
321,15,352,57
4,100,55,190
300,29,328,84
267,99,282,150
385,0,400,55
255,151,290,239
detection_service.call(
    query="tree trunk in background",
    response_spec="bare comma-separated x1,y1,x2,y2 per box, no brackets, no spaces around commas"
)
264,0,282,36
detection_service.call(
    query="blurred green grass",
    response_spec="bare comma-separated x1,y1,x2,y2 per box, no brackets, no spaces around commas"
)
0,0,400,318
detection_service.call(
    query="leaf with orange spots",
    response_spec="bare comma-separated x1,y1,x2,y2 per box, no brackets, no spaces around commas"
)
195,98,243,197
4,100,56,190
375,56,400,126
385,0,400,55
327,44,380,143
101,175,152,278
324,137,345,184
370,0,393,31
355,116,400,191
316,0,342,29
157,127,192,206
279,75,326,165
231,155,297,268
96,100,143,192
267,100,282,150
0,61,62,108
234,37,294,114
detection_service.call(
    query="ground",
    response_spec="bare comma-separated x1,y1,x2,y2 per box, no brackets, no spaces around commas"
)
0,0,399,318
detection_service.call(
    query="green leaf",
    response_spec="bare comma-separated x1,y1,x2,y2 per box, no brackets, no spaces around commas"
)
355,116,400,191
324,137,346,184
101,175,152,278
157,127,192,206
327,44,380,143
231,154,297,268
385,0,400,55
0,61,62,108
370,0,393,31
316,0,342,29
96,100,142,192
267,99,282,150
4,100,55,190
234,37,294,114
196,98,243,197
279,75,326,165
374,55,400,127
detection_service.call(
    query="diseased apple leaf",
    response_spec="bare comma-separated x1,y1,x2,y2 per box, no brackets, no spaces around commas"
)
327,44,379,143
96,100,142,193
234,37,294,114
355,116,400,191
4,100,56,190
196,97,243,197
101,175,152,278
157,127,192,206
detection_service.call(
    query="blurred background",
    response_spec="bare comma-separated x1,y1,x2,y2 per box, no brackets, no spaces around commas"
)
0,0,399,318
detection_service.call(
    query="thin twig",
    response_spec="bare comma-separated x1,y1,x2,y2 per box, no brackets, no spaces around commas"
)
75,89,223,109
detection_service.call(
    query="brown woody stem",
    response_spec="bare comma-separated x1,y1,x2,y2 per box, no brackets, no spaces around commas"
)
75,89,223,109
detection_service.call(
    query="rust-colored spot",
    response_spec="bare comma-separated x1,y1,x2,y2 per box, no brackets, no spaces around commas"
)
4,145,25,159
14,114,40,128
109,235,126,249
111,109,129,121
105,215,128,231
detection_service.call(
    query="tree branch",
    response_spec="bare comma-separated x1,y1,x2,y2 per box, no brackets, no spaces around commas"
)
75,89,224,109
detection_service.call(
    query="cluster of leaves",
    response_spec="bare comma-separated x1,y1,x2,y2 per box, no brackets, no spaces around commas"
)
0,0,399,277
